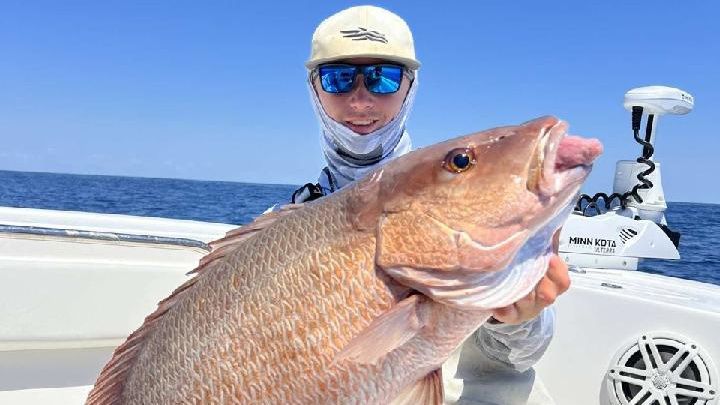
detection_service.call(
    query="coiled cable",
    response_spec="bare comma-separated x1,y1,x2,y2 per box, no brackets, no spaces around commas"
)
575,106,656,216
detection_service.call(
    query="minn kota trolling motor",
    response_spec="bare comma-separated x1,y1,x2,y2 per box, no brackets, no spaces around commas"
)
558,86,694,270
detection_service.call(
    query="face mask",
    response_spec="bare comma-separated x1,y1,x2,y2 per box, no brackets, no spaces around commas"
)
308,72,418,188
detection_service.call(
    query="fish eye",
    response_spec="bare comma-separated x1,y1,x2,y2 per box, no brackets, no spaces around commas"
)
443,148,476,173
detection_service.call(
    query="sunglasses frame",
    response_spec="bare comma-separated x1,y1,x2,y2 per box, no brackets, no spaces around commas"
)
312,63,415,95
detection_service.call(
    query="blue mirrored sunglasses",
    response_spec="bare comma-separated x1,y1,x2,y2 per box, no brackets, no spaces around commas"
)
316,64,410,94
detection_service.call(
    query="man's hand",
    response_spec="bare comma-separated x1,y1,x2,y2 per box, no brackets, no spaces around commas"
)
490,255,571,325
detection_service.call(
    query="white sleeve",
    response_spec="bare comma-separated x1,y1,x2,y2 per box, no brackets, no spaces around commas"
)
478,306,556,372
442,307,557,405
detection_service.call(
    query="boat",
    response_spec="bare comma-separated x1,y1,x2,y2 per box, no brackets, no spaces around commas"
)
535,86,719,405
1,86,717,404
0,208,235,404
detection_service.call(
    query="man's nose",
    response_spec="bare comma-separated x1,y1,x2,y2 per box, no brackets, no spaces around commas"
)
347,75,374,110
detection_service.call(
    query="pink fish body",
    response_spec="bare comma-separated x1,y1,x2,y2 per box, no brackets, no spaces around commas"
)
87,116,602,404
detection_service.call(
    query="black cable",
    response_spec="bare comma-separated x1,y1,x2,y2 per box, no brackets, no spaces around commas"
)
575,192,626,216
624,115,656,205
574,107,656,216
632,106,643,131
643,114,654,157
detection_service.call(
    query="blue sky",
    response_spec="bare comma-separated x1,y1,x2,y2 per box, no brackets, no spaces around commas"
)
1,1,719,203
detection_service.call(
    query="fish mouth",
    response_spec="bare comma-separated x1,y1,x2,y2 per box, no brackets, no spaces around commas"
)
527,120,603,198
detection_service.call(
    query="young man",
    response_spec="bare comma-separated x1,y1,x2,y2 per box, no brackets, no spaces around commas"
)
292,6,567,403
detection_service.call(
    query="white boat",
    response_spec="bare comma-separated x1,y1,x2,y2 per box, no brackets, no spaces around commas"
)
0,207,235,404
2,86,718,404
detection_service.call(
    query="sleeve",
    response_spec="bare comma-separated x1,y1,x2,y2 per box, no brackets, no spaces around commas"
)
478,306,556,372
442,307,557,405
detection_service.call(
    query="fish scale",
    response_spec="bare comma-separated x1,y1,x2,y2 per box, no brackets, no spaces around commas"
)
127,202,388,403
87,117,602,404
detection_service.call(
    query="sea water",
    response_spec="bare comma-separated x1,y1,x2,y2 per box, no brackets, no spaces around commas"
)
1,170,717,285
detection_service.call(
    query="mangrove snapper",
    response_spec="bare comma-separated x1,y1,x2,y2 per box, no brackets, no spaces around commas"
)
87,116,602,404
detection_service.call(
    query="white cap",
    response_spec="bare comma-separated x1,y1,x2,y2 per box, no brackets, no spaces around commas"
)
306,5,420,70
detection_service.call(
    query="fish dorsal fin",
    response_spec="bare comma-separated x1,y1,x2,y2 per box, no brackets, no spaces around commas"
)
191,203,305,273
391,369,444,405
87,204,305,404
335,294,427,365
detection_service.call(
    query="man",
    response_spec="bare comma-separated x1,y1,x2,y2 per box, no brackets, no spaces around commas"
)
291,5,568,404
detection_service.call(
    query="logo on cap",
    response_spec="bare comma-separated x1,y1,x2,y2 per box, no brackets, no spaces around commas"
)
340,27,388,43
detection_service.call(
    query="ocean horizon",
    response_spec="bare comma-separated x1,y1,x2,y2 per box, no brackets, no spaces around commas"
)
1,169,718,286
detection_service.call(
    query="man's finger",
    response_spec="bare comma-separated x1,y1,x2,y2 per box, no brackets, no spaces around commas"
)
513,288,538,315
492,304,519,324
534,276,559,307
546,255,571,294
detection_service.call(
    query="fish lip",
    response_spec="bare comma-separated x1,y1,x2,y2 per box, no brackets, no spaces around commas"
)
532,120,594,198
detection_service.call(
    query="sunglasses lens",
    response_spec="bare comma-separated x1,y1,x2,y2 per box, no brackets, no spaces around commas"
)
317,64,405,94
318,65,357,93
363,65,402,94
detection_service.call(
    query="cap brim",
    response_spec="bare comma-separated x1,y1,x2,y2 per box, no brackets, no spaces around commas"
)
306,53,420,70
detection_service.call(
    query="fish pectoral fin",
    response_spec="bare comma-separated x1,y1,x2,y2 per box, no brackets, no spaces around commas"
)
390,369,444,405
334,294,427,365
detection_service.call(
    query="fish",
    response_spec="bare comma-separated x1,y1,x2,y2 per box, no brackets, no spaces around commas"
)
86,116,602,405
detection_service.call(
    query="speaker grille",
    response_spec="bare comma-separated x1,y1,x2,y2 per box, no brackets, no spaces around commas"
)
606,332,718,405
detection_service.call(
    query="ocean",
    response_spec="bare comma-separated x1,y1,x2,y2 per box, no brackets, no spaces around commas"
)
1,169,718,285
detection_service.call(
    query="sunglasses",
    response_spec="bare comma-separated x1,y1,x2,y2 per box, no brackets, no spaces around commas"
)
315,63,412,94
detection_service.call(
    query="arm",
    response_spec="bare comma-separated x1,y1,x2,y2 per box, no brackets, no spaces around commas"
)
479,306,555,373
443,308,557,405
442,256,569,404
483,255,570,371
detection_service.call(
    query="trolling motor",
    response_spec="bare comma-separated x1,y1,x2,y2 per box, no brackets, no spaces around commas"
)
559,86,694,271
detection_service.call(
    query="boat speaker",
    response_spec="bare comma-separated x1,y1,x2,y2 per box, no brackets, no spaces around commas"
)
606,332,718,405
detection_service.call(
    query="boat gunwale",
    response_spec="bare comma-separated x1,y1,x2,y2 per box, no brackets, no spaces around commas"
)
0,224,211,251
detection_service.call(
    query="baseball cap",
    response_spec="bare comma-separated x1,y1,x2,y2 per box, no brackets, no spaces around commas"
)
306,5,420,70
